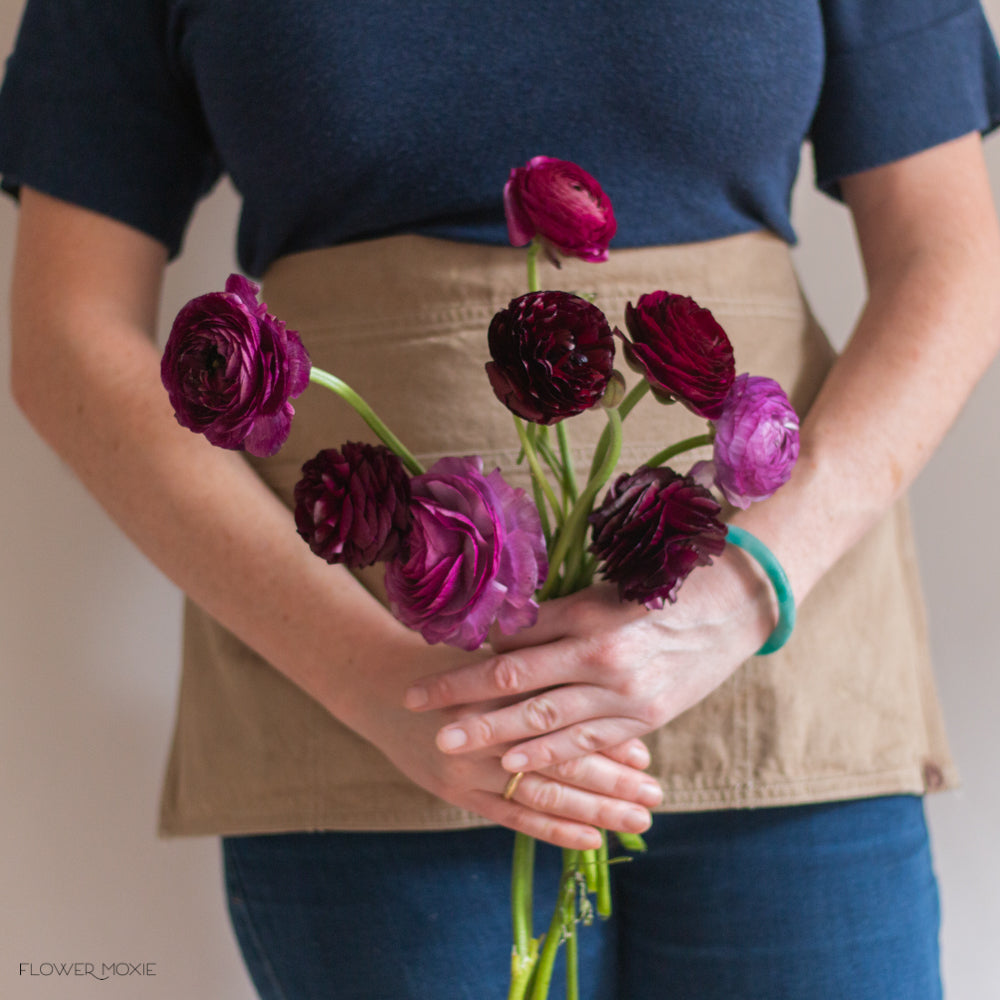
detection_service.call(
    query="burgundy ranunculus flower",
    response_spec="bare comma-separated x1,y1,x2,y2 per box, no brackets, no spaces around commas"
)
293,443,412,569
590,466,726,609
384,456,547,650
618,292,735,419
504,156,617,263
700,374,800,509
161,274,310,457
486,291,616,424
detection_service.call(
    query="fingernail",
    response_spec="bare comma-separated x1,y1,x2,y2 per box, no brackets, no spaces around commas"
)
624,807,652,831
638,782,663,807
504,752,529,771
437,727,467,751
628,744,651,768
404,685,428,709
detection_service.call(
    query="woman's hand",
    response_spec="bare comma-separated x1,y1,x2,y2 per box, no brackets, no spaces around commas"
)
341,635,663,851
402,545,777,776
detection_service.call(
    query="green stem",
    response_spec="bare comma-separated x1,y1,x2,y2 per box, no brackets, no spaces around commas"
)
527,239,542,293
514,416,563,529
512,834,536,958
595,832,612,919
307,368,424,475
563,851,580,1000
644,431,713,470
580,849,598,894
531,476,553,549
587,381,648,481
556,421,579,505
508,834,540,1000
538,408,622,601
619,380,650,420
529,857,578,1000
534,436,569,510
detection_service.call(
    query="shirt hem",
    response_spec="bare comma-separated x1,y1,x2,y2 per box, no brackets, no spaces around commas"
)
157,764,958,839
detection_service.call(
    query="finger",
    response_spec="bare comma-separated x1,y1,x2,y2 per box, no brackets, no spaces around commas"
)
601,738,651,770
434,683,614,754
539,753,662,809
503,771,654,835
500,717,646,773
404,643,586,712
463,791,604,851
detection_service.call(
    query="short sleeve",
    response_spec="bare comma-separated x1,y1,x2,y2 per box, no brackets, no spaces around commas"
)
0,0,221,258
810,0,1000,195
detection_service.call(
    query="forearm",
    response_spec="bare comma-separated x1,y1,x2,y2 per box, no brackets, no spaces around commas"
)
9,197,433,726
735,134,1000,606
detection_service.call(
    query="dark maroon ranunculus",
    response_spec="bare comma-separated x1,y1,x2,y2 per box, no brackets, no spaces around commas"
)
590,465,726,609
503,156,616,263
703,374,800,509
293,443,412,569
617,292,735,419
384,456,547,650
161,274,310,457
486,290,616,424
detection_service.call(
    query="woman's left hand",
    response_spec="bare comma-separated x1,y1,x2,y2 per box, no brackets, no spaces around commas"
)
403,545,777,774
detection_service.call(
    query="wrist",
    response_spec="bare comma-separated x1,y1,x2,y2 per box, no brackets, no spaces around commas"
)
724,525,795,654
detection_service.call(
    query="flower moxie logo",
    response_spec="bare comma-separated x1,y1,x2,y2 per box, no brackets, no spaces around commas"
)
19,961,156,981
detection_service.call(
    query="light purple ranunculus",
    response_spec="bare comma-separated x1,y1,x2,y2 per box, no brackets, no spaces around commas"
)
384,457,548,650
503,156,617,263
704,374,800,509
161,274,310,457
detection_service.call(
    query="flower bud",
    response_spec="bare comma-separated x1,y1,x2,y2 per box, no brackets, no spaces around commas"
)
503,156,616,263
598,369,627,409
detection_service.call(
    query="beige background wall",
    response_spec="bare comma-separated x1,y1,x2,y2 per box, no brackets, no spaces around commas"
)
1,2,998,996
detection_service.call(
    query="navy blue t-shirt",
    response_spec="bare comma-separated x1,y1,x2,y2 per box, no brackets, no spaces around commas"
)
1,0,999,276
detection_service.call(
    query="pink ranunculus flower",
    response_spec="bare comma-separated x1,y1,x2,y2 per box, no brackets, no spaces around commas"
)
617,291,735,419
704,373,800,509
503,156,617,263
161,274,310,457
293,443,412,569
486,290,616,425
589,465,726,609
384,457,548,651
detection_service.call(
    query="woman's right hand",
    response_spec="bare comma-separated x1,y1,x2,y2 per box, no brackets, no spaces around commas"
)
339,634,662,851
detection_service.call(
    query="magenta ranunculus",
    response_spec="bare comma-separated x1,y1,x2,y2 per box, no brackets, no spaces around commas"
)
293,443,412,569
486,290,616,424
617,292,735,419
589,466,726,609
384,456,547,650
704,374,800,509
161,274,310,457
503,156,616,263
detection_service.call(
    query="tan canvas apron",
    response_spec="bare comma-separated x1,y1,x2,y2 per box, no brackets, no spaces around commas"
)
158,231,956,837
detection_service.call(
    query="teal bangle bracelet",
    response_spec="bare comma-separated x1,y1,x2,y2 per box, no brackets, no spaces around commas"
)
725,525,796,655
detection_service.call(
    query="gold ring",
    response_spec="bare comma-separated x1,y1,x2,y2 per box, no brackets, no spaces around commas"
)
502,771,525,801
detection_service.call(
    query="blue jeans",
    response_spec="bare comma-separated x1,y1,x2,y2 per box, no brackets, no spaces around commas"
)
222,795,942,1000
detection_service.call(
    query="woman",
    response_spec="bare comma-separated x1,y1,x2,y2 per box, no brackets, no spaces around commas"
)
3,1,999,997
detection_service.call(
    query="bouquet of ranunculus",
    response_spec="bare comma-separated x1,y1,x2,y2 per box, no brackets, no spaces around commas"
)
161,156,799,1000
